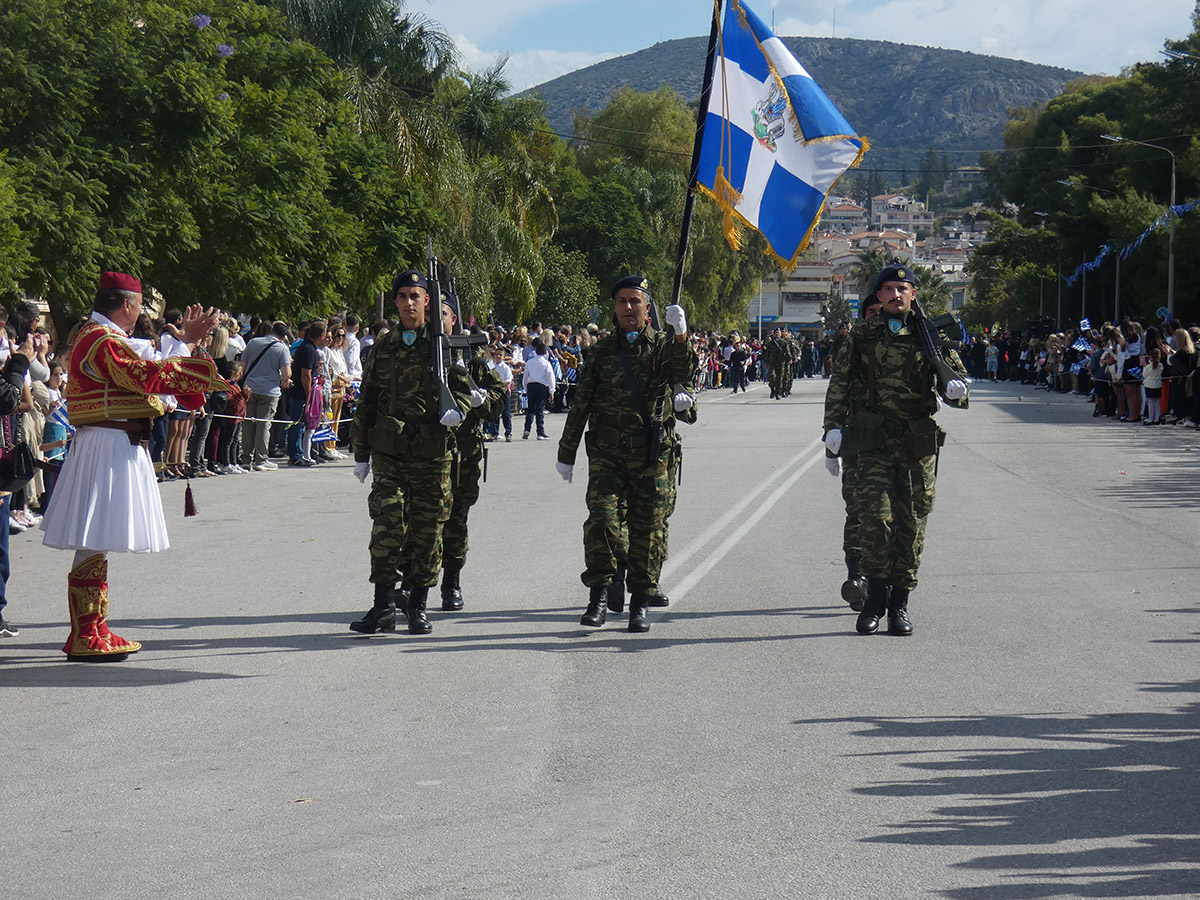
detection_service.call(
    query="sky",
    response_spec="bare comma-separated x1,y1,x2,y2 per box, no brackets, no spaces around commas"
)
419,0,1199,92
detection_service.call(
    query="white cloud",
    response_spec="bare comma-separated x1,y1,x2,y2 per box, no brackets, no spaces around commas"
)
418,0,586,43
774,0,1196,75
453,34,615,92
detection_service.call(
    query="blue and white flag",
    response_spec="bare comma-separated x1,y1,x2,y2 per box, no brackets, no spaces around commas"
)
1079,318,1091,330
1072,337,1091,351
49,401,74,435
696,0,867,268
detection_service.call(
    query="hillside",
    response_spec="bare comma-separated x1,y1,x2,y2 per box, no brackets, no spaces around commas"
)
523,36,1086,174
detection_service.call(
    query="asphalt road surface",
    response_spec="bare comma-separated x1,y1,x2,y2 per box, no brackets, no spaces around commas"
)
3,376,1198,900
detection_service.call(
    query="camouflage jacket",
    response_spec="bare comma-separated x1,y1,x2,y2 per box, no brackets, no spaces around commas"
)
824,311,968,435
558,325,698,466
457,346,507,450
352,323,471,462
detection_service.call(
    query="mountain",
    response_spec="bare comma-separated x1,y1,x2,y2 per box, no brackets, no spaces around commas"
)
523,36,1086,175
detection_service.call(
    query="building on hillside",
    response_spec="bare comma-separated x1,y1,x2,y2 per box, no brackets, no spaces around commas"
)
820,202,868,233
943,166,984,194
870,194,936,232
746,263,832,341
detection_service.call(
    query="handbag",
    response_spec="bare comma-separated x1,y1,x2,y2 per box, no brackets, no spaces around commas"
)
0,412,35,494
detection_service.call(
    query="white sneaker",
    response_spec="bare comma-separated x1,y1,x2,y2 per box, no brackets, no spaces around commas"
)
9,517,26,534
262,460,279,470
252,463,271,472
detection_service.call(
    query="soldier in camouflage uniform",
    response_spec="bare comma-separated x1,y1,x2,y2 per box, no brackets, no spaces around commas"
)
766,328,786,399
556,275,698,633
437,297,506,611
823,263,968,636
607,380,695,614
348,269,471,636
783,331,799,395
826,291,883,613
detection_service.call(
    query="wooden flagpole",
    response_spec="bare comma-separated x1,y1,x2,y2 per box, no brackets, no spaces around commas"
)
669,0,724,307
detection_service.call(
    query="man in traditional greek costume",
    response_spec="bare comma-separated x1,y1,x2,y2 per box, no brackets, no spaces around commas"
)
40,272,224,661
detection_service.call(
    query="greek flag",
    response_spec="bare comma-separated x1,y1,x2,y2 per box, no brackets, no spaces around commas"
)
1072,337,1091,352
311,421,337,443
50,401,75,435
696,0,867,268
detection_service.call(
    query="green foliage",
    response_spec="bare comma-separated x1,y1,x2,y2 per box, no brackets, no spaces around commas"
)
1,0,433,327
983,14,1200,322
531,243,600,328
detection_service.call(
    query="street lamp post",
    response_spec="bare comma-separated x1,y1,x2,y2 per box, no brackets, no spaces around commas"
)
1101,134,1176,317
1057,180,1122,322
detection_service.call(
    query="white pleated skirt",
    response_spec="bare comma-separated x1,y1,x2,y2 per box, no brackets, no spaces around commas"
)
40,426,169,553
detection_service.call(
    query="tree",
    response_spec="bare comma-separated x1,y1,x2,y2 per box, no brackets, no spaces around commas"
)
530,243,600,328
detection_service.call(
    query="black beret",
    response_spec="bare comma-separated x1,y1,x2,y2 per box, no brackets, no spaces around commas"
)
862,291,882,311
872,263,916,292
440,292,461,330
611,274,651,299
391,269,427,294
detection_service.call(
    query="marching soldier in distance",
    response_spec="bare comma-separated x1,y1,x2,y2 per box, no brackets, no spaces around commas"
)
349,269,470,636
823,263,968,636
556,275,698,633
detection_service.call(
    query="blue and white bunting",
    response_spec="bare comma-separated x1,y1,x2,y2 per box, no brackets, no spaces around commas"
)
696,0,867,268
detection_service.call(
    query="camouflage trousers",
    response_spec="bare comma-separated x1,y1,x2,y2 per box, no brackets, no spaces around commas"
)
840,451,861,560
367,450,452,588
853,445,937,591
442,436,484,570
582,447,672,593
614,444,680,572
768,364,786,394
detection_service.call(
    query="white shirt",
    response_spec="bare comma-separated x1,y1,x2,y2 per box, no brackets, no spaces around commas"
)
523,354,556,393
226,332,245,361
345,333,362,380
488,359,513,387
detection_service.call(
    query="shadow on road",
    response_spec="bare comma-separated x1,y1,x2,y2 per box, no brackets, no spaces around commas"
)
793,680,1200,898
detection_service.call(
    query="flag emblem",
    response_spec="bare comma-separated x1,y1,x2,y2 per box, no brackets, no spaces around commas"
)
752,83,787,152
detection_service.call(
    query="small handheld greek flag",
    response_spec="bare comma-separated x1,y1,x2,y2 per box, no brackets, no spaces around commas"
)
696,0,867,268
1079,318,1091,330
1071,337,1091,352
50,401,75,435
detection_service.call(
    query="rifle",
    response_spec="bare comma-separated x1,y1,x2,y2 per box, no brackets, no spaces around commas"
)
426,235,466,422
911,295,968,403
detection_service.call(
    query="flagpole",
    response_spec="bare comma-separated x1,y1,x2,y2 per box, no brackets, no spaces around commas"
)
670,0,724,307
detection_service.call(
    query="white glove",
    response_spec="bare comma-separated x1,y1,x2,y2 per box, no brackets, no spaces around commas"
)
353,461,371,483
439,409,465,428
664,304,687,333
556,461,573,484
944,379,968,400
673,391,693,412
935,395,944,412
823,428,842,456
469,388,487,408
825,456,841,478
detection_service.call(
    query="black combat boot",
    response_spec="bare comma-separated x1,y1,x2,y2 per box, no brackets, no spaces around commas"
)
441,566,464,611
396,575,413,609
887,586,914,636
840,556,866,612
405,585,433,635
628,593,651,633
349,582,397,634
607,562,626,613
581,585,608,627
856,577,888,635
647,590,670,608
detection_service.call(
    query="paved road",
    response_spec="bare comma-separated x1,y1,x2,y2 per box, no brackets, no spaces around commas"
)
3,377,1198,899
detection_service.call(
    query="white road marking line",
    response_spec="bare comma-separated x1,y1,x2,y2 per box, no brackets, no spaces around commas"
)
663,447,825,605
661,438,820,580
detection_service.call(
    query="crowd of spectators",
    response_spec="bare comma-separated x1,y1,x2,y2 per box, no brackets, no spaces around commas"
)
958,319,1200,426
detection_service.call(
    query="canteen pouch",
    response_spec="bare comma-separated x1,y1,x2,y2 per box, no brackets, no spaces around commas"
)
843,410,885,454
370,414,407,458
905,417,944,457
